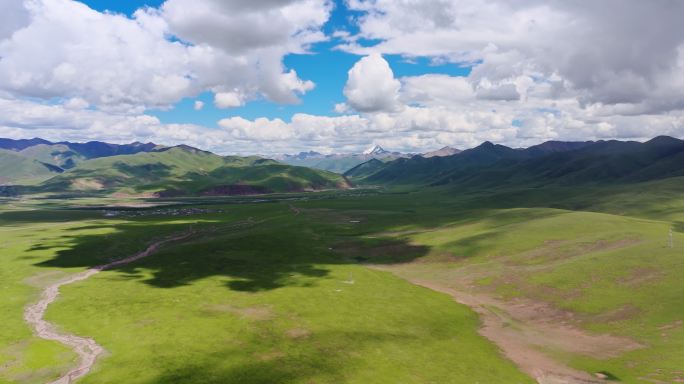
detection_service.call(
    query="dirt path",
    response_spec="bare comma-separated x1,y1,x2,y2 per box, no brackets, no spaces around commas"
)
408,279,642,384
24,231,193,384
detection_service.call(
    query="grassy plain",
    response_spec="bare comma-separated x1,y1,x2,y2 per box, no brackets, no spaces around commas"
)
0,193,531,384
1,178,683,383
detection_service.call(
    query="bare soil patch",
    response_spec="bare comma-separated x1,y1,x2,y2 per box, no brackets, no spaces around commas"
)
513,238,642,266
24,270,71,288
236,306,274,321
255,350,285,362
285,328,311,339
409,279,643,384
617,267,663,288
591,305,642,323
206,304,274,321
70,178,104,191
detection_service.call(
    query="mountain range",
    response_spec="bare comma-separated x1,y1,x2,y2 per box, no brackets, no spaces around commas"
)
0,138,349,196
345,136,684,189
0,138,166,185
3,136,684,197
422,146,461,158
274,144,463,173
274,145,412,173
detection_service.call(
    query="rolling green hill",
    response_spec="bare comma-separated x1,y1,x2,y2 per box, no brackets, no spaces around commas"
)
38,146,350,196
0,149,63,185
0,138,165,184
18,144,86,169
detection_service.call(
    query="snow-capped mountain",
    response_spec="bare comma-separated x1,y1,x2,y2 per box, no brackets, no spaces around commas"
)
363,145,390,156
275,145,410,174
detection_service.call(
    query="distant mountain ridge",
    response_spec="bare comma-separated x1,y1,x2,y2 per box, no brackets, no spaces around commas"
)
423,146,461,158
277,144,466,173
0,138,168,185
0,138,52,151
5,135,683,195
274,145,410,173
0,137,351,196
346,136,684,188
0,137,163,158
56,140,162,159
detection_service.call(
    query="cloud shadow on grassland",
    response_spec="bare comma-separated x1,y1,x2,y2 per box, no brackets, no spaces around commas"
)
25,201,434,292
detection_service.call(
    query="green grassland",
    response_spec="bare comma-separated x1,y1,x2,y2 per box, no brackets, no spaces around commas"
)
1,177,684,383
0,194,531,384
319,181,684,382
376,208,683,381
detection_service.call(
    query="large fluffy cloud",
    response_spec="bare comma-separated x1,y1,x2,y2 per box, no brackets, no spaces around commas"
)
400,74,474,105
343,0,684,114
161,0,328,54
0,0,30,40
0,0,330,111
342,53,401,112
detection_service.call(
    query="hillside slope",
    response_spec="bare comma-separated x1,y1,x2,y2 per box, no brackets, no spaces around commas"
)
0,138,165,183
363,141,528,185
343,158,386,179
19,144,86,169
434,136,684,188
39,146,350,196
0,149,63,185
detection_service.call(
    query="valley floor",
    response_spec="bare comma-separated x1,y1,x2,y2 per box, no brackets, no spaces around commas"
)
1,180,683,383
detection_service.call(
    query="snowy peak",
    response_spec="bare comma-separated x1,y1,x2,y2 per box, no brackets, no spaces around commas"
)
363,145,389,156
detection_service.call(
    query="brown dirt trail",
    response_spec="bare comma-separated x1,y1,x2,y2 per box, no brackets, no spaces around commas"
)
24,231,193,384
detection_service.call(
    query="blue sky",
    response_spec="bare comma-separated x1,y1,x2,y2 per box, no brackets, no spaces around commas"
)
76,0,471,128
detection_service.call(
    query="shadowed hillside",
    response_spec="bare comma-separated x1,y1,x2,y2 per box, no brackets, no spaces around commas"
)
350,136,684,189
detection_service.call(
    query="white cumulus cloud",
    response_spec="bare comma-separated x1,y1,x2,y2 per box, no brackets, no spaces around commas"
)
0,0,330,111
214,92,245,109
344,0,684,114
343,53,401,113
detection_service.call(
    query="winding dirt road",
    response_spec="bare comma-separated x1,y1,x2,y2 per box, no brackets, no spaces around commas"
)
24,231,192,384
